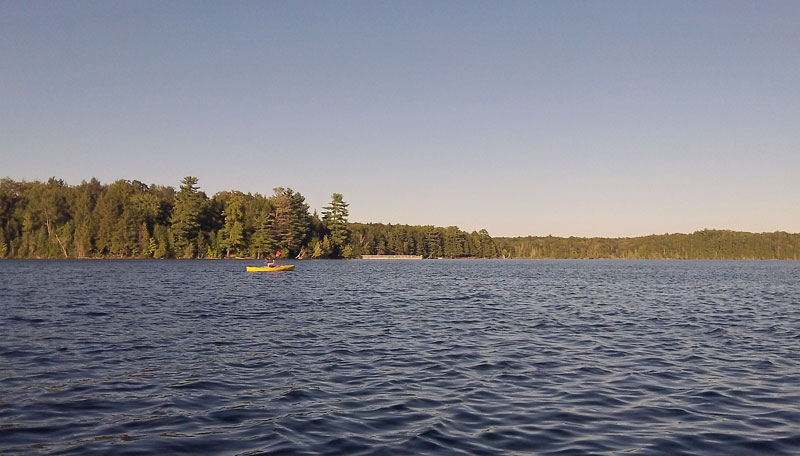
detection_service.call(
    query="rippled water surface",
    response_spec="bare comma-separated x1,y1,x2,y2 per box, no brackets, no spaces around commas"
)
2,259,799,455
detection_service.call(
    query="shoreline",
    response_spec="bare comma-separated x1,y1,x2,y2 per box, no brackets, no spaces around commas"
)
1,257,797,261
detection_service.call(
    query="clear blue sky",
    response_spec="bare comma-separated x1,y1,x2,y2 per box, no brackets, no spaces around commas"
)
2,1,798,237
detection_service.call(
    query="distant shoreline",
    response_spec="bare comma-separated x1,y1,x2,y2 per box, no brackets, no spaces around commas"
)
1,178,798,261
2,256,797,261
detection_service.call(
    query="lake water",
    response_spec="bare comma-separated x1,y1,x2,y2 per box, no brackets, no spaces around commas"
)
1,259,799,455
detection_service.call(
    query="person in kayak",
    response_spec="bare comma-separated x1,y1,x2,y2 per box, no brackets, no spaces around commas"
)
262,250,281,268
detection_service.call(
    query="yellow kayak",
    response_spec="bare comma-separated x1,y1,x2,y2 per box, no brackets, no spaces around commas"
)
246,264,295,272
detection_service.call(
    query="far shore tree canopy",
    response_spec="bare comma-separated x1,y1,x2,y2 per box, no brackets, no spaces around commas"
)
0,176,798,260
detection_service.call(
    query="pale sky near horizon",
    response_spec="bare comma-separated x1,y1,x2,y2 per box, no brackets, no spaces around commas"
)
2,1,798,237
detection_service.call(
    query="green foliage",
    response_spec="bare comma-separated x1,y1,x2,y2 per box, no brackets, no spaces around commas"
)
311,239,323,258
219,192,245,257
1,176,798,261
494,229,800,260
342,244,354,259
170,176,206,257
269,188,311,258
346,223,498,258
322,193,350,257
152,224,171,259
250,207,277,259
288,189,312,255
322,235,332,256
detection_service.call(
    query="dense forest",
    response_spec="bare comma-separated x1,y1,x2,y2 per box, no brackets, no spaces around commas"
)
494,231,800,260
0,177,496,259
1,177,798,260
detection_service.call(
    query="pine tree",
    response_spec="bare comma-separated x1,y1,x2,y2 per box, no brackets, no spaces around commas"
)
138,222,153,257
322,193,350,257
250,208,276,259
270,188,292,254
153,224,170,258
288,189,311,256
170,176,206,258
220,193,245,257
269,188,311,257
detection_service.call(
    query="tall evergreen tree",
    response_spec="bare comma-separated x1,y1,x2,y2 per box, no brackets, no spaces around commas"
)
220,193,245,257
71,179,102,257
269,188,311,257
170,176,206,258
322,193,350,257
270,188,292,255
288,189,311,256
250,207,276,259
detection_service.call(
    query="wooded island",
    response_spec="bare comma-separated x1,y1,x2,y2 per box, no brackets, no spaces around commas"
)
1,177,798,260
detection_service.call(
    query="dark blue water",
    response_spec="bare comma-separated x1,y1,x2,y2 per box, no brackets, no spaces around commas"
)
1,259,799,455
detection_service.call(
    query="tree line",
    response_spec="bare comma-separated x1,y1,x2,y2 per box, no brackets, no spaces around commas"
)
347,223,498,259
0,177,497,259
2,176,798,260
494,230,800,260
